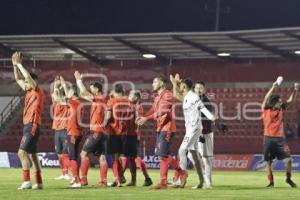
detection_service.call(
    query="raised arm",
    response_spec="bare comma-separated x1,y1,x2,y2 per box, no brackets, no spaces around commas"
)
262,82,277,109
12,52,26,90
52,76,66,104
285,83,299,108
60,76,70,100
12,52,37,90
170,74,184,102
74,71,94,102
13,65,26,90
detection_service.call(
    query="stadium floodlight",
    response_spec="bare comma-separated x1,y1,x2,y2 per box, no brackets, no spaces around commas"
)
142,53,156,59
295,50,300,55
217,52,231,57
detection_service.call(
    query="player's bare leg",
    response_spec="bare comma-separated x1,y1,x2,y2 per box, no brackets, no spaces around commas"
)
29,153,43,189
266,160,274,187
17,149,32,190
80,150,90,186
98,155,108,187
190,150,205,189
284,157,297,188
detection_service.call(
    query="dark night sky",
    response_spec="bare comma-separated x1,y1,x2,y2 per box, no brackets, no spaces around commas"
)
1,0,300,35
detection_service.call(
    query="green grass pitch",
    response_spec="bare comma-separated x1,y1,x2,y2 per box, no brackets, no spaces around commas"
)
1,168,300,200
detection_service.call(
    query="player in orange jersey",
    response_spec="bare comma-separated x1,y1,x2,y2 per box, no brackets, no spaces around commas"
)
59,76,83,188
74,71,109,187
12,52,44,190
262,81,299,188
51,76,70,180
136,76,184,189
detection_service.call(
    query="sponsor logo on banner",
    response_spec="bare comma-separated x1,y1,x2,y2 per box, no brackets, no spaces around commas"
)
213,154,254,171
250,155,268,171
143,155,160,169
37,153,59,167
251,154,300,172
0,152,10,168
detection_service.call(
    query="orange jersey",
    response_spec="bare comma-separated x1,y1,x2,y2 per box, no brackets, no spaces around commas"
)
145,89,176,133
52,103,68,130
107,97,135,135
126,103,140,136
90,97,106,133
23,87,44,125
263,107,285,137
67,99,82,136
135,103,143,140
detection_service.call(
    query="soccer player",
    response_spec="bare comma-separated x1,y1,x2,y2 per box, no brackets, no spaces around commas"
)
51,76,70,180
187,81,214,188
59,76,83,188
125,90,153,186
104,84,133,187
118,90,140,187
74,71,109,187
170,74,215,189
136,76,182,189
12,52,44,190
262,81,299,188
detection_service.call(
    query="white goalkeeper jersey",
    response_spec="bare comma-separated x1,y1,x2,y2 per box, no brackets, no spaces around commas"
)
183,91,204,132
183,90,214,133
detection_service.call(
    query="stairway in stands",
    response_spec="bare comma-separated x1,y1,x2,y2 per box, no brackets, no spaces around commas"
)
0,89,24,136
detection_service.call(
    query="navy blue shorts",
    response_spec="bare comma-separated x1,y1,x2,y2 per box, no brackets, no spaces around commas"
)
107,135,123,155
67,135,82,160
54,130,68,154
264,136,290,161
155,132,174,157
82,132,108,156
122,135,138,158
19,123,41,153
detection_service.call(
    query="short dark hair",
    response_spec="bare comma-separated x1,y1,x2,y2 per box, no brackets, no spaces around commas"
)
93,82,103,92
114,84,124,94
267,95,280,108
133,91,141,102
30,73,38,80
155,76,168,85
183,78,194,89
195,81,205,87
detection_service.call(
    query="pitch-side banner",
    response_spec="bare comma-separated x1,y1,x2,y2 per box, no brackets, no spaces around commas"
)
2,152,300,171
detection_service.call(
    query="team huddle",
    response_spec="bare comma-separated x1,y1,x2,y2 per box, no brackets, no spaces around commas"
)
11,51,299,190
